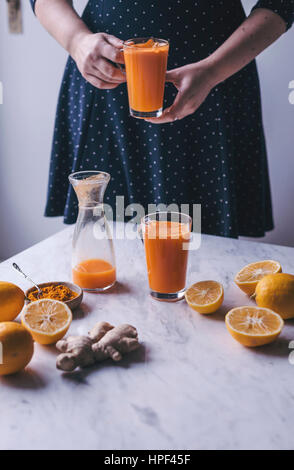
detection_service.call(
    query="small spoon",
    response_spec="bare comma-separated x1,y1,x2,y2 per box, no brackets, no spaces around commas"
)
12,263,42,299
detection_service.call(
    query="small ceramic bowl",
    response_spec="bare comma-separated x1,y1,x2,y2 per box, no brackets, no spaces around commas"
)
25,281,83,310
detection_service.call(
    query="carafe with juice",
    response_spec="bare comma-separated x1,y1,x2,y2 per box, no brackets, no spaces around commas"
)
123,38,169,118
69,171,116,292
141,212,192,301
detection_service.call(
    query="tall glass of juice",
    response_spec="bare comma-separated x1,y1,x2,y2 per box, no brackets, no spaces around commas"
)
141,212,192,302
123,38,169,119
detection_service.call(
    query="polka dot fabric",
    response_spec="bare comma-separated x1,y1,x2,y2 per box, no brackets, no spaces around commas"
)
29,0,292,237
252,0,294,30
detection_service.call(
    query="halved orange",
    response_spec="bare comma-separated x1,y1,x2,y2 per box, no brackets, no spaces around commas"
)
21,299,72,345
225,306,284,347
185,280,224,314
234,260,282,296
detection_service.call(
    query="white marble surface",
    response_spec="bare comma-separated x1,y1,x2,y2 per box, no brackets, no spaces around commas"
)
0,225,294,450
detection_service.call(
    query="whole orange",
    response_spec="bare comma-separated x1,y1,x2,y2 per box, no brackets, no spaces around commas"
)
255,273,294,320
0,282,25,322
0,322,34,376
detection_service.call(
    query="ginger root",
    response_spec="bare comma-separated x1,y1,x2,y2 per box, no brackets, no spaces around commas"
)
56,321,140,372
56,335,95,371
92,324,140,362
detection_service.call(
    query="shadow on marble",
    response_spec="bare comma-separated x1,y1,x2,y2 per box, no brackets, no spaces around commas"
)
60,343,147,385
101,281,133,295
72,302,93,320
39,344,59,356
0,368,46,389
202,307,292,358
198,302,233,322
247,335,291,358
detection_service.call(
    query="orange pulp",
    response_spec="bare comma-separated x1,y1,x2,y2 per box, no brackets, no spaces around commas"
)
143,221,191,294
124,38,169,113
72,259,116,289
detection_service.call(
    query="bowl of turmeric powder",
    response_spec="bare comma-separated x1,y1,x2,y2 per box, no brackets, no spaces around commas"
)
25,281,83,310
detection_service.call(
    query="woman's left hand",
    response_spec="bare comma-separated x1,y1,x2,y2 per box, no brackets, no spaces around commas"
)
146,60,216,124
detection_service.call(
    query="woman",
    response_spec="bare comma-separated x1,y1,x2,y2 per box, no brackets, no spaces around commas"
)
30,0,293,237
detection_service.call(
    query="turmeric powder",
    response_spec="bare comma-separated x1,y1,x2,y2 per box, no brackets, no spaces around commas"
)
28,284,78,302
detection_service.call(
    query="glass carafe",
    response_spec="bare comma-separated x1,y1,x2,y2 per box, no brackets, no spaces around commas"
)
69,171,116,292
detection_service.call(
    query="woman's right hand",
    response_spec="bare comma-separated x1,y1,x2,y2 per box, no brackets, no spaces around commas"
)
70,32,125,89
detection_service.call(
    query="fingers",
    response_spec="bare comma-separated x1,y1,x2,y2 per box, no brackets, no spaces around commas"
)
146,92,189,124
106,34,124,49
86,60,125,89
145,109,177,124
165,69,180,84
93,58,125,83
101,41,124,64
146,67,184,123
76,33,125,89
105,34,125,64
84,72,119,90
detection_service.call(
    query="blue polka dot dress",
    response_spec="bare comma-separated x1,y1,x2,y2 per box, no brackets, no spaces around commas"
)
30,0,294,237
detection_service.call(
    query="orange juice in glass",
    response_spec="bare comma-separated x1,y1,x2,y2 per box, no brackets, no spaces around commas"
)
141,212,191,301
72,259,116,290
123,38,169,118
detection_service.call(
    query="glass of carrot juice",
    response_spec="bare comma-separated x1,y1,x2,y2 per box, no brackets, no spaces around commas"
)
141,212,192,302
123,38,169,119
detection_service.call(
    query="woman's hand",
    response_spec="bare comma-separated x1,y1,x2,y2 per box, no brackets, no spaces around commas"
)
146,60,216,124
147,7,287,124
71,32,126,89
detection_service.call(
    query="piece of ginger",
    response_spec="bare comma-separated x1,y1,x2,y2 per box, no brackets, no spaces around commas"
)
56,321,139,372
92,324,140,362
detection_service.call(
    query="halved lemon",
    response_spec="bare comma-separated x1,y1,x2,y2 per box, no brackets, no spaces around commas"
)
185,280,224,314
225,306,284,347
21,299,72,345
234,260,282,296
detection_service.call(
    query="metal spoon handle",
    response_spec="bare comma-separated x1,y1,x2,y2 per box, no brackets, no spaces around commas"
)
12,263,42,294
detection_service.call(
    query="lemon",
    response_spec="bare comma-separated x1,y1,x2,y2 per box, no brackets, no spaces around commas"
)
21,299,72,345
0,322,34,376
234,260,282,296
185,280,224,314
0,282,25,322
225,306,283,347
255,273,294,320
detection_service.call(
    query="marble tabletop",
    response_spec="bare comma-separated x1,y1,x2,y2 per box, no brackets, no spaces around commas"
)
0,225,294,450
